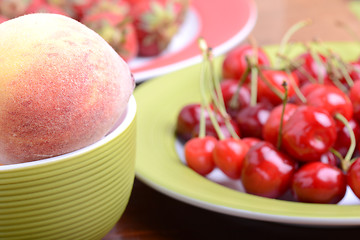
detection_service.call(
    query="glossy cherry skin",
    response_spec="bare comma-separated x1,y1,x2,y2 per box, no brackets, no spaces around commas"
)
222,45,270,80
241,141,297,199
220,78,251,119
192,118,241,140
349,80,360,123
320,151,340,167
349,61,360,82
306,84,353,122
333,118,360,158
293,52,328,86
292,82,324,104
212,138,249,179
282,105,337,162
236,103,271,139
257,70,299,106
176,103,217,142
176,103,204,142
184,136,217,176
262,103,297,147
242,137,261,149
292,162,346,204
347,158,360,199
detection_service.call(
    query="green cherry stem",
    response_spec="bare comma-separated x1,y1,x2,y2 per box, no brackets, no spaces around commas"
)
257,66,285,100
276,81,288,150
229,66,250,110
276,19,312,67
334,113,356,172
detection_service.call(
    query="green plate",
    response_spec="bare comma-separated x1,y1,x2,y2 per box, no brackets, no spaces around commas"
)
134,42,360,226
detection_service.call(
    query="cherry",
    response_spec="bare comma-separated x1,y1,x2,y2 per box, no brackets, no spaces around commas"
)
292,82,325,104
212,138,249,179
192,118,240,140
305,84,353,122
236,103,271,139
293,52,328,86
257,70,299,106
349,80,360,123
347,157,360,199
220,78,251,119
241,141,297,199
175,103,218,142
282,105,337,162
320,151,340,167
349,61,360,82
222,45,270,80
242,137,261,149
262,103,297,147
176,103,204,142
184,136,217,176
333,118,360,158
292,162,346,204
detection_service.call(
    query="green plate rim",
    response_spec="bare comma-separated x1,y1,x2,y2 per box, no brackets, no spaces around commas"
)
134,42,360,226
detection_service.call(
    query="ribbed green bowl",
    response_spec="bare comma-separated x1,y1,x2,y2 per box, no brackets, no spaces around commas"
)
0,95,137,240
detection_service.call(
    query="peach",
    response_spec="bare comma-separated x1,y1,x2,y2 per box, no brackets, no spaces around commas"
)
0,13,135,164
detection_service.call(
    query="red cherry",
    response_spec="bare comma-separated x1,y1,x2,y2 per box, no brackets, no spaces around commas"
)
347,158,360,199
236,103,271,139
306,84,353,122
320,151,340,167
292,162,346,204
282,105,337,162
241,141,297,199
293,52,328,86
212,138,249,179
192,118,241,140
220,78,251,119
176,104,203,141
349,80,360,123
222,45,270,80
176,103,216,142
292,82,324,104
333,118,360,158
184,136,217,176
241,137,261,149
257,70,299,106
349,61,360,82
262,103,297,147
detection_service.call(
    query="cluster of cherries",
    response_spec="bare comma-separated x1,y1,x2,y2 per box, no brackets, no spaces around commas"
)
175,39,360,204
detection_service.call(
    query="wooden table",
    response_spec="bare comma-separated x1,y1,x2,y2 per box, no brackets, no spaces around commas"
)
104,0,360,239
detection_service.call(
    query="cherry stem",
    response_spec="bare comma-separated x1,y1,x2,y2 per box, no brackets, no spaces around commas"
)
334,113,356,172
276,81,288,150
250,66,258,107
308,48,326,84
229,66,250,109
331,53,354,88
313,39,353,90
284,66,306,104
277,53,317,84
257,67,285,100
335,20,360,46
198,38,224,140
207,48,239,139
276,19,312,67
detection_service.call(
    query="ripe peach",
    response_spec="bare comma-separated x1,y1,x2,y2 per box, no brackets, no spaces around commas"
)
0,13,135,164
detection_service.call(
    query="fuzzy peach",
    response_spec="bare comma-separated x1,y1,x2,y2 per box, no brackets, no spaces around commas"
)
0,13,135,164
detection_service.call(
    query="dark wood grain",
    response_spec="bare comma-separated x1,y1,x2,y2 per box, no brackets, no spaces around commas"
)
104,0,360,239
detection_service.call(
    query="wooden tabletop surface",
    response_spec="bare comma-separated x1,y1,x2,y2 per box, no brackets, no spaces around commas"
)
104,0,360,239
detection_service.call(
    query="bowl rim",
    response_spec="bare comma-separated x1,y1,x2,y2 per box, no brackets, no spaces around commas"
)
0,95,136,171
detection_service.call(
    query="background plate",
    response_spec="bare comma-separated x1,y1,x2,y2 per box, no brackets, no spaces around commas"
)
129,0,257,82
134,42,360,226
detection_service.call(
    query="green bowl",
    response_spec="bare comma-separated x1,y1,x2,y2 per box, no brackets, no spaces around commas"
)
0,95,137,240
